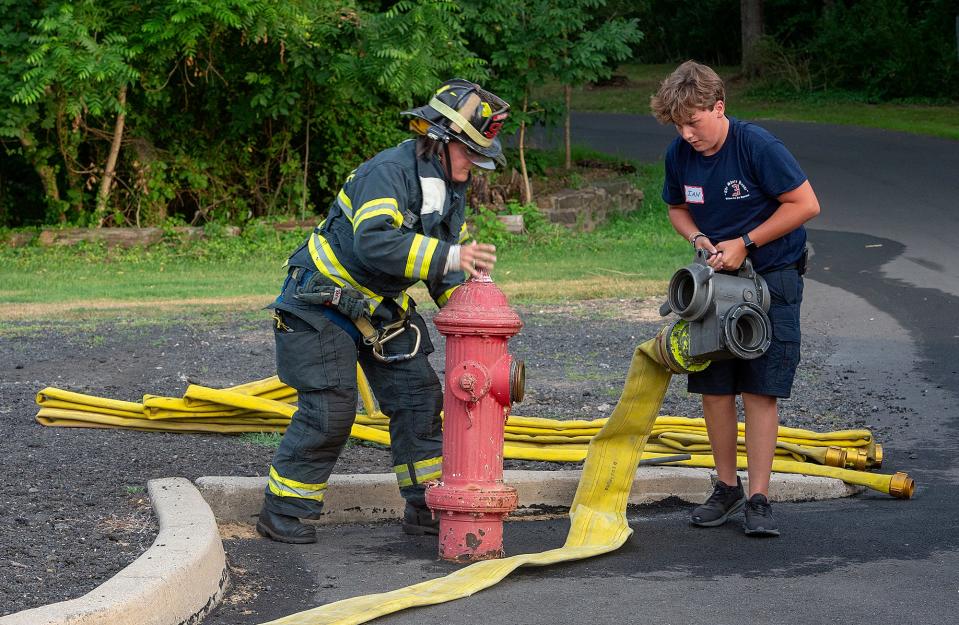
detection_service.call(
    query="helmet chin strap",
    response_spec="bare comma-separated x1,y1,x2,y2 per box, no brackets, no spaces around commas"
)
441,142,454,182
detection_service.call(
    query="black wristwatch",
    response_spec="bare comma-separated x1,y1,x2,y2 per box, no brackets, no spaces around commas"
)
742,233,757,250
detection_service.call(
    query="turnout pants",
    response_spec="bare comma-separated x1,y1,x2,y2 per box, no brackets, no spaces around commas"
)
263,308,443,520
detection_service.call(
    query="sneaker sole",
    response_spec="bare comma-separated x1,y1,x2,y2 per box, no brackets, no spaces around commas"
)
743,524,780,537
255,520,317,544
690,497,746,527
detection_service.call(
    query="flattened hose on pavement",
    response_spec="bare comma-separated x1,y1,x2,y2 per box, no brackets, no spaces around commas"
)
259,338,672,625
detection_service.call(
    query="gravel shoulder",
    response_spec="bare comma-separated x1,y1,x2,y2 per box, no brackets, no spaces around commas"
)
0,295,910,616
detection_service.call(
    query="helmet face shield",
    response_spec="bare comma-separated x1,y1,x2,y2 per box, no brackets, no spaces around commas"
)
403,79,510,168
465,146,496,170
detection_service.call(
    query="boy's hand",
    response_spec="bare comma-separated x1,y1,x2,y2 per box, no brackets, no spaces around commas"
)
694,237,724,270
715,237,747,271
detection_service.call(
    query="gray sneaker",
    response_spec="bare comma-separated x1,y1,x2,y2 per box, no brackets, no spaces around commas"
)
743,493,780,536
690,476,746,527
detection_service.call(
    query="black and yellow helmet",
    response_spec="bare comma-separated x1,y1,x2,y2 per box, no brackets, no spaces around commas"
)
402,78,510,169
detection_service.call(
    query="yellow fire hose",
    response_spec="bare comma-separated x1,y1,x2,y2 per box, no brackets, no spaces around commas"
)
257,338,673,625
32,337,913,624
35,366,897,494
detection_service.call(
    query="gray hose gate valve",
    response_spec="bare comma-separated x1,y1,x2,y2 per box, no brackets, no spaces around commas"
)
658,250,772,361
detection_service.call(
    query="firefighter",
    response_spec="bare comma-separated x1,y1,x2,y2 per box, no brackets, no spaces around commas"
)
256,79,510,544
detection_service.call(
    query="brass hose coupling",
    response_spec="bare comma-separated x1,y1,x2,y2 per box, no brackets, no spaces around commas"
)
889,472,915,499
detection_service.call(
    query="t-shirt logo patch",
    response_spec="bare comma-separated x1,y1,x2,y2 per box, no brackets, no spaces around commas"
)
723,179,751,200
684,185,704,204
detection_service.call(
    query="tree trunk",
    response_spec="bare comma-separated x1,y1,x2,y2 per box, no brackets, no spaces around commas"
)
56,105,83,221
301,114,311,221
518,92,533,205
740,0,764,77
95,85,128,227
19,133,64,222
564,84,572,170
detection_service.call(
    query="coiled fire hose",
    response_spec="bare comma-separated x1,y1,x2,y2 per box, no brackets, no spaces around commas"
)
33,334,915,624
34,366,903,496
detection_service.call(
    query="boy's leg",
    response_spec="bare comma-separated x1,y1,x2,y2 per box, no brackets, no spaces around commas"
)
702,393,739,486
741,392,779,496
741,391,781,536
689,363,746,527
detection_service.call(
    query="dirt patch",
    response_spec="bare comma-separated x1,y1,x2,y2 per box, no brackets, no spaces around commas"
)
219,523,260,540
0,296,272,321
0,298,908,616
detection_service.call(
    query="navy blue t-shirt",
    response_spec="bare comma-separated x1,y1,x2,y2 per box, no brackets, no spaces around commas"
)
662,117,807,272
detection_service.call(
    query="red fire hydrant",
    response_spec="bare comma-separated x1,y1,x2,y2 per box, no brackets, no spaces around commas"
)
426,271,525,561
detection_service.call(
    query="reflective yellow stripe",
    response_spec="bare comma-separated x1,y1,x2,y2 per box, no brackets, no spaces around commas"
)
405,234,426,278
268,466,327,501
412,457,442,470
394,464,413,488
419,238,438,279
394,457,442,488
308,233,381,315
337,189,354,221
458,222,469,244
307,232,410,315
437,285,459,307
354,207,402,231
405,235,440,280
353,198,401,231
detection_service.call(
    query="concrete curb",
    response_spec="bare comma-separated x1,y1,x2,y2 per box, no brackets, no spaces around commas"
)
0,478,227,625
2,468,859,625
197,467,863,525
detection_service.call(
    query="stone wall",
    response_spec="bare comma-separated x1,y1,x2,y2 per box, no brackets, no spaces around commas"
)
537,178,644,232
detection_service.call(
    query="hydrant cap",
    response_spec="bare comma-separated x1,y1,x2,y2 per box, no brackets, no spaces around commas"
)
434,275,523,336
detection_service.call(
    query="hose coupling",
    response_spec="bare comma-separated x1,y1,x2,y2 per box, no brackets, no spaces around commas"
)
660,252,771,361
824,446,847,468
888,472,915,499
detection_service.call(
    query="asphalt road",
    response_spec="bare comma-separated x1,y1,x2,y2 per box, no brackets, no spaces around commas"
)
207,115,959,625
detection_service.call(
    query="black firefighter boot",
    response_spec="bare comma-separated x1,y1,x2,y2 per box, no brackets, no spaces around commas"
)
256,507,317,544
402,502,439,536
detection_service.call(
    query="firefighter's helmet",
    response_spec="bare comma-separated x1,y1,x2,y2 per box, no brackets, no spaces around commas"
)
402,79,510,169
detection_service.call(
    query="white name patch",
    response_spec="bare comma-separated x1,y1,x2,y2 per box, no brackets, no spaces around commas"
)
684,185,704,204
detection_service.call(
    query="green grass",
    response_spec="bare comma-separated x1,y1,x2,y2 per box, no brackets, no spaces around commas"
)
0,161,689,319
537,63,959,141
241,432,283,448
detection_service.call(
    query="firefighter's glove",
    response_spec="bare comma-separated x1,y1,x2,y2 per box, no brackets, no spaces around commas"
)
295,274,370,321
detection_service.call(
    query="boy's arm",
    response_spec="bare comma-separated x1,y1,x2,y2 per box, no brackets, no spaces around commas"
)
669,203,724,269
714,180,820,270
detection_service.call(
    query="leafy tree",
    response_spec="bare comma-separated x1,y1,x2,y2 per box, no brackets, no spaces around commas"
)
1,0,480,227
463,1,639,199
545,1,641,168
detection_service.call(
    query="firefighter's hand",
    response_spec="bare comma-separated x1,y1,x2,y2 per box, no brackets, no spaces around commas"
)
460,241,497,277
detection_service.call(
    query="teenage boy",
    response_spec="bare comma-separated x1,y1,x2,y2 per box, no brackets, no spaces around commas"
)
651,61,820,536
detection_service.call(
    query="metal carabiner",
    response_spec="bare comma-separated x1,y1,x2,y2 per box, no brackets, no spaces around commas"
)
372,322,422,364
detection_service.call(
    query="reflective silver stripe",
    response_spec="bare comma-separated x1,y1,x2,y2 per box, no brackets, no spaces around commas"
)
395,456,443,487
394,464,413,488
336,190,354,221
268,466,327,501
405,234,438,280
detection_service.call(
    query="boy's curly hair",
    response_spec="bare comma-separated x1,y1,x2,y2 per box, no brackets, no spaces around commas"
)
650,61,726,125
